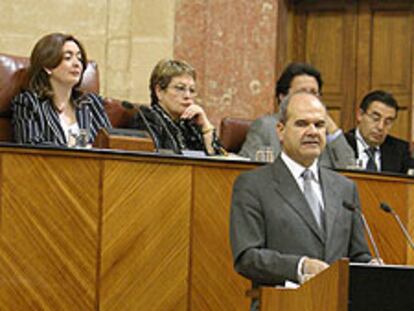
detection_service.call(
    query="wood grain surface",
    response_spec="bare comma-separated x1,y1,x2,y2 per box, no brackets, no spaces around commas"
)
0,147,413,310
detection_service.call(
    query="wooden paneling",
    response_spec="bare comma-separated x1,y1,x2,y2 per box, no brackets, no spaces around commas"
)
288,0,414,139
357,2,414,139
0,154,100,310
191,167,250,311
371,12,411,92
346,172,413,264
260,259,349,311
100,161,191,311
288,1,357,129
0,147,413,310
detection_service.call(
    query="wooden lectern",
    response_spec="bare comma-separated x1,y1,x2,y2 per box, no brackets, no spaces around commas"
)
259,259,414,311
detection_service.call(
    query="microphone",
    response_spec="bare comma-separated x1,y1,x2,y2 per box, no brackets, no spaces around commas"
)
122,101,159,152
343,201,382,264
379,202,414,250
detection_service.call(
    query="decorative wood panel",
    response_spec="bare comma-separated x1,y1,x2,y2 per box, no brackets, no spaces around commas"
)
190,166,250,311
0,147,413,310
100,161,191,311
345,172,414,264
357,1,414,140
260,259,349,311
288,1,358,129
288,0,414,139
0,154,100,310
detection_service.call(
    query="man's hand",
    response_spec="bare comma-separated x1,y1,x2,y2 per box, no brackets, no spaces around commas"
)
299,258,329,284
325,114,339,134
368,258,384,265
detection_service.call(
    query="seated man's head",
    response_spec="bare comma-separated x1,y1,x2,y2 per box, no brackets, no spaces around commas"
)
275,63,323,105
276,91,327,167
357,90,398,148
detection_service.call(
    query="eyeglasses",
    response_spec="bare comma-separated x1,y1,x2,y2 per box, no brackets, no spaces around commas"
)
169,84,197,97
364,111,395,128
301,89,320,97
292,88,321,97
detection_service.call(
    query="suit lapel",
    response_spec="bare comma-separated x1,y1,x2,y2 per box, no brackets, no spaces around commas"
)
319,169,341,247
271,158,325,243
40,99,66,144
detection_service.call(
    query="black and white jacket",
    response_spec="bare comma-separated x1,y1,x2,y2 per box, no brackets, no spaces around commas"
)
11,90,111,145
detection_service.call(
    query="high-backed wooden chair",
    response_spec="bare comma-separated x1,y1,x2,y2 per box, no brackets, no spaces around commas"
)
0,53,133,142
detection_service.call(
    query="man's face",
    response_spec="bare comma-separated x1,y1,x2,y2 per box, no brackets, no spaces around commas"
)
288,74,320,97
277,93,327,167
357,101,397,147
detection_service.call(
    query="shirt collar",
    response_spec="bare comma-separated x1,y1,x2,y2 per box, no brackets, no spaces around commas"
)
355,128,379,153
280,152,319,182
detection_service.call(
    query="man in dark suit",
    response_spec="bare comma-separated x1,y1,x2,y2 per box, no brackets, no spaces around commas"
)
230,91,371,296
345,90,412,174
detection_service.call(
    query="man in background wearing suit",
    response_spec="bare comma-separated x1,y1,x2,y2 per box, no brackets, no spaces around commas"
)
345,90,413,174
230,91,371,307
239,63,355,169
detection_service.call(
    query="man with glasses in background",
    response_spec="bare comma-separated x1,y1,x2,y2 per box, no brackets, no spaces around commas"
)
345,90,413,174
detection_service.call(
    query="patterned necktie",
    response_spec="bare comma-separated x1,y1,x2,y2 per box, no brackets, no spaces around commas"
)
365,148,378,171
302,169,323,228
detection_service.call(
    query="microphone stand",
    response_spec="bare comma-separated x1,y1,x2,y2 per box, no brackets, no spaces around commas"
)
343,201,382,264
380,202,414,250
121,101,160,152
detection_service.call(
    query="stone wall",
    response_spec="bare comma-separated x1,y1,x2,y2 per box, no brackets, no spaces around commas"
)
174,0,279,127
0,0,176,104
1,0,281,129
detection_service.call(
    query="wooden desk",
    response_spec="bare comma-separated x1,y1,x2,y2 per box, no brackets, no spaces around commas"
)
343,171,414,265
0,146,254,310
0,146,412,310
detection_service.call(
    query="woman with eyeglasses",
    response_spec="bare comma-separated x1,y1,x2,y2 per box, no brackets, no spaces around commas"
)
131,59,224,155
11,32,111,146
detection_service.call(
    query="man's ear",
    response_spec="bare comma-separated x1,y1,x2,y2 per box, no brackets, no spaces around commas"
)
276,122,284,144
356,108,363,123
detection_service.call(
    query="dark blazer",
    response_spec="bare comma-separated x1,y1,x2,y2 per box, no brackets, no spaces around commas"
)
345,129,412,174
230,156,371,286
130,105,223,155
11,90,112,145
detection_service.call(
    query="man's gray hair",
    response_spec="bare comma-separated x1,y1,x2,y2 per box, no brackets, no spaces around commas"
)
278,91,326,124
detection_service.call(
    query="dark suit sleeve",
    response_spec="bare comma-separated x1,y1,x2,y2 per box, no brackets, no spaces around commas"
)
348,182,372,262
230,172,301,285
401,141,412,173
11,91,47,144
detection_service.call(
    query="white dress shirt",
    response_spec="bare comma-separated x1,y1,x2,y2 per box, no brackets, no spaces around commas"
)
280,151,325,284
355,129,381,170
280,152,325,211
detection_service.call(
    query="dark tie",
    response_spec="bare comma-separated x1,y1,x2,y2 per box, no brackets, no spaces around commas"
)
365,148,378,171
302,169,323,228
